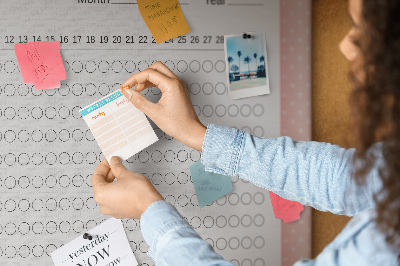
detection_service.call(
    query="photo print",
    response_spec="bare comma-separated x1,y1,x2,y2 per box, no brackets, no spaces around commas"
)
224,31,270,100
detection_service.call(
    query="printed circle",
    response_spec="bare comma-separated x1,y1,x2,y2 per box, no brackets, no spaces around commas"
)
32,245,44,257
45,129,57,142
45,244,57,257
177,150,188,162
4,153,16,166
215,105,226,117
228,237,240,250
5,223,16,235
151,150,163,163
228,105,239,117
241,237,252,249
253,126,265,138
18,107,30,120
5,199,16,212
98,61,110,73
86,197,97,209
177,172,189,184
138,151,150,163
45,107,57,119
193,105,201,116
32,176,43,188
59,175,70,188
85,130,95,141
202,60,213,73
18,199,30,212
254,214,265,227
216,215,227,228
31,107,43,119
190,150,201,162
59,84,70,96
241,214,252,227
63,60,70,72
202,105,214,117
18,176,30,189
98,83,110,96
164,173,175,185
18,130,30,142
216,238,227,250
86,174,92,187
32,199,43,211
72,129,83,142
228,193,239,205
46,221,57,234
190,216,201,229
190,194,199,206
177,195,188,207
72,106,82,119
59,221,71,233
139,241,149,253
5,246,17,258
32,222,44,234
242,259,252,266
124,219,137,232
73,198,84,210
31,130,43,142
254,258,266,266
254,236,265,249
59,129,70,142
85,83,97,96
164,195,175,204
85,60,97,73
72,220,85,233
18,222,30,235
124,61,136,73
190,83,201,95
59,152,70,165
4,107,16,120
151,173,162,186
203,216,214,228
5,176,16,189
4,61,17,73
72,175,84,187
253,192,265,205
58,106,70,119
215,60,226,73
45,88,57,96
72,61,83,73
253,104,265,117
202,83,213,95
240,104,252,117
228,215,240,227
85,152,97,164
46,198,57,211
189,60,201,72
72,152,84,164
241,192,252,205
137,60,149,71
17,84,30,96
205,238,214,248
31,153,43,165
18,245,30,258
18,153,30,166
4,84,16,96
177,60,188,73
59,198,70,210
86,220,97,230
164,150,175,162
72,83,83,96
4,130,16,143
45,175,57,188
164,60,175,71
216,195,227,206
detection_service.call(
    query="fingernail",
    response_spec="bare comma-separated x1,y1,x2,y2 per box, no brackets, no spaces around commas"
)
120,85,129,92
124,89,133,100
110,156,122,165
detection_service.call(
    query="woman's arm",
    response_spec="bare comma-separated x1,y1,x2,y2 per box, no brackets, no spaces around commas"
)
202,124,382,216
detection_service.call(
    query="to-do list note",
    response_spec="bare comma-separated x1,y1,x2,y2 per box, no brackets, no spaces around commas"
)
80,90,158,162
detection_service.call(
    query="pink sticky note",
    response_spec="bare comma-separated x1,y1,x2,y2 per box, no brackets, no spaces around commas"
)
14,41,66,90
269,192,304,223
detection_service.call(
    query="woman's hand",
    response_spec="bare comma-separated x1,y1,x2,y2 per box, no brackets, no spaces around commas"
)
92,157,164,220
120,61,206,151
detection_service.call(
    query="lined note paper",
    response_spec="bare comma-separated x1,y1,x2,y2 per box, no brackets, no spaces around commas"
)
80,90,158,162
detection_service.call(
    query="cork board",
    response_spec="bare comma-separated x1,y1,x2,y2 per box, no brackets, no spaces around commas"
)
312,0,353,258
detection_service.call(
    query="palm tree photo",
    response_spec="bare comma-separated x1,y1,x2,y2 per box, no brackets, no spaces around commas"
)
227,56,233,74
244,56,251,77
253,53,258,73
237,51,242,76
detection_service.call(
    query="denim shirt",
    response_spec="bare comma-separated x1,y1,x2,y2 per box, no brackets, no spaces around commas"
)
140,124,399,265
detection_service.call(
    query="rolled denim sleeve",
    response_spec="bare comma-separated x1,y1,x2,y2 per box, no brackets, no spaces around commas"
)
140,200,233,266
202,124,382,216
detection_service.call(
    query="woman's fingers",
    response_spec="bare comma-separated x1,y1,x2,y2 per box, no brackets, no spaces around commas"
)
147,61,177,79
121,68,175,93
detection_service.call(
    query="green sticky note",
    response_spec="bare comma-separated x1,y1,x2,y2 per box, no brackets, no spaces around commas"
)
189,161,233,208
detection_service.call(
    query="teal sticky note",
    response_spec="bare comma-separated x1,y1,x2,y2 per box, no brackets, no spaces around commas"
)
189,161,233,208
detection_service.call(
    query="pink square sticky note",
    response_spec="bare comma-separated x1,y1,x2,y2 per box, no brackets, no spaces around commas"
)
270,192,304,223
14,41,67,90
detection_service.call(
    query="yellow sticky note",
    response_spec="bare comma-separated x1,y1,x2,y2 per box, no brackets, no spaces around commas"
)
137,0,191,44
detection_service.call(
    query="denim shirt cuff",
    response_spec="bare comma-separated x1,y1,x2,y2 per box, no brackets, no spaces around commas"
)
201,124,245,176
140,200,190,260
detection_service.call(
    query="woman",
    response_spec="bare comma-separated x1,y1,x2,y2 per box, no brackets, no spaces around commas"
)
91,0,400,264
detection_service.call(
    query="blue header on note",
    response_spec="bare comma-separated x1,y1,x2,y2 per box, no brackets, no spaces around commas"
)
80,91,123,117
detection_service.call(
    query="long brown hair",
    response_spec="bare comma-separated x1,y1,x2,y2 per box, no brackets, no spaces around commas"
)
350,0,400,251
